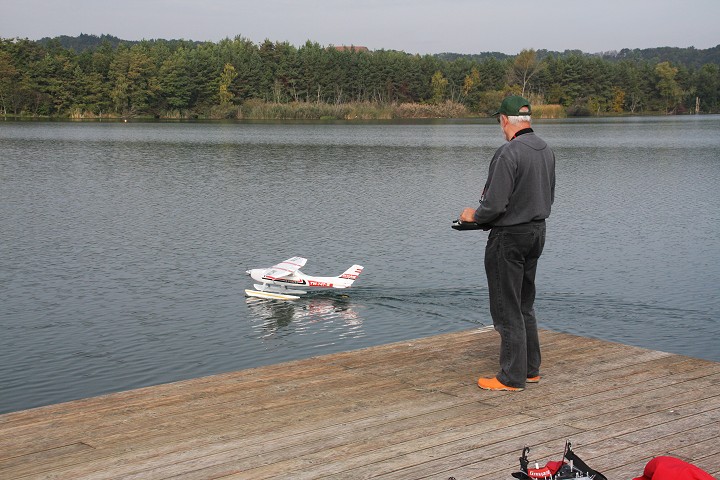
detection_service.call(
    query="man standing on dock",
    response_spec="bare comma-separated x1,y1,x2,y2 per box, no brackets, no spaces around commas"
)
459,95,555,392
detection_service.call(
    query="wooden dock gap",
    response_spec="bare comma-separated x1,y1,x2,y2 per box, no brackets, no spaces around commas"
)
1,328,719,479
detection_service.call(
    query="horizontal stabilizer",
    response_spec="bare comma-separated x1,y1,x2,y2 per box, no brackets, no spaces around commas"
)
332,265,364,288
340,265,364,281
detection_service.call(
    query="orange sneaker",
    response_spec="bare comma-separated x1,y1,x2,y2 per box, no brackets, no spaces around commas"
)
477,377,524,391
526,375,541,383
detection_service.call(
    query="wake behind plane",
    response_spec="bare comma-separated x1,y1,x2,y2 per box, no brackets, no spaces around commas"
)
245,256,364,300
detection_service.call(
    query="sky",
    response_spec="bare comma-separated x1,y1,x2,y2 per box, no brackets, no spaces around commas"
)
1,0,719,55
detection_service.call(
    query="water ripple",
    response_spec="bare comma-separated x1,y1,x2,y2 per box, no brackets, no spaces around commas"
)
2,117,719,414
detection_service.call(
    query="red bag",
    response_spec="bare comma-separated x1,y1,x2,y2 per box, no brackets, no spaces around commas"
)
633,456,714,480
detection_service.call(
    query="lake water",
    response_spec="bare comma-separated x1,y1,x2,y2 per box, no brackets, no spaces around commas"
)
1,116,719,414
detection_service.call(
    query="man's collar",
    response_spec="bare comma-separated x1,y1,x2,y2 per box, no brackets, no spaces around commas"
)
511,128,534,140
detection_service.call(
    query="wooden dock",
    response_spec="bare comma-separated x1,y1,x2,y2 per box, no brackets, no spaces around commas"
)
1,328,719,479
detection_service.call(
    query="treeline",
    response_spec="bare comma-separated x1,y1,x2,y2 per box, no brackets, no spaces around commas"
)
602,45,720,69
1,35,719,119
438,45,720,70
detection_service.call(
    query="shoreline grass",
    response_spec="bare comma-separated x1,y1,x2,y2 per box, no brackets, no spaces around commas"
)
5,101,689,121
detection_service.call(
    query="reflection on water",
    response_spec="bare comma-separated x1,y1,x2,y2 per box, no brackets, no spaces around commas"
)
245,295,363,342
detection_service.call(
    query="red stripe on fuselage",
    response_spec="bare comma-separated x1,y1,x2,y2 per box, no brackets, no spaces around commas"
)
264,276,306,285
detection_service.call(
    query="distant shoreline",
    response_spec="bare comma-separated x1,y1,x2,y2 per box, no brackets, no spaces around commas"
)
0,105,696,123
3,100,693,121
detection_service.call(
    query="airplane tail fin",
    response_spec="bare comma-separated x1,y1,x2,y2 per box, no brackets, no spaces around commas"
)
336,265,364,288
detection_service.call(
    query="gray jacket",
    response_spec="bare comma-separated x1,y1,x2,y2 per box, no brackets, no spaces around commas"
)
473,131,555,227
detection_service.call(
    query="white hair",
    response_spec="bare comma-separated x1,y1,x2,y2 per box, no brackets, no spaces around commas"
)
507,115,531,125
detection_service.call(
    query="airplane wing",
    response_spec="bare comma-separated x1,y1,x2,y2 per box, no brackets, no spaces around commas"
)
263,256,307,280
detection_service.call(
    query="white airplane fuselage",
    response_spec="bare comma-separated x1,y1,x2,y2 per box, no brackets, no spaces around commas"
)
246,264,363,291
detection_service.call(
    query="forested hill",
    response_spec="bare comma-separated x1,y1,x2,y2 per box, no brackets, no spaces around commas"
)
37,33,202,52
437,45,720,69
39,34,720,69
38,34,131,51
606,46,720,69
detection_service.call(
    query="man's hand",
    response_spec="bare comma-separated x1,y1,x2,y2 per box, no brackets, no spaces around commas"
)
460,207,477,223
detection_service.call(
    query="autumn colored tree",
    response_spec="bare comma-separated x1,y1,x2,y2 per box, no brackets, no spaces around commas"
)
218,63,237,105
509,49,543,97
611,86,626,113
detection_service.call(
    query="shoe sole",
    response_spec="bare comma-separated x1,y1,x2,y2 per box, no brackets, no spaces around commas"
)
477,382,524,392
477,377,525,391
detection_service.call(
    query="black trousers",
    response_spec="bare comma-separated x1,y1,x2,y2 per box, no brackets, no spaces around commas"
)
484,221,546,388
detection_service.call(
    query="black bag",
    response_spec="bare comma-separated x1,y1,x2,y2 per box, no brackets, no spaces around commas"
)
511,440,607,480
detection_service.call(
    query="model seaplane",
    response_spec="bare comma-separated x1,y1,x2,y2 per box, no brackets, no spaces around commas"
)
245,256,364,300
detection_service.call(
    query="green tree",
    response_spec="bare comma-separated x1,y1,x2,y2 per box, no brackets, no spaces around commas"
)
655,61,683,114
544,54,584,107
108,44,161,115
27,45,77,114
615,60,644,113
0,50,18,115
298,41,326,103
430,70,448,104
479,57,508,91
693,63,720,112
190,43,226,111
84,41,114,114
221,37,264,102
158,49,194,112
109,46,131,114
270,41,299,103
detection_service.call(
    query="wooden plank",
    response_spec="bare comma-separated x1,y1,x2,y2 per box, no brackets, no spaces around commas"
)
1,328,718,480
140,408,546,479
1,381,452,478
0,443,95,473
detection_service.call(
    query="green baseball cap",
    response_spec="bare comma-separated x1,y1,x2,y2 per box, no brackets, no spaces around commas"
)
493,95,531,116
